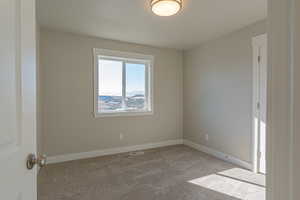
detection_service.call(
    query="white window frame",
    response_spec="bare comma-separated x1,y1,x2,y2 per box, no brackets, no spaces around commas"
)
93,48,154,117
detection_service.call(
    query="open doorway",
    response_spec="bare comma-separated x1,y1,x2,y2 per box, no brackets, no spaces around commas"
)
252,34,267,174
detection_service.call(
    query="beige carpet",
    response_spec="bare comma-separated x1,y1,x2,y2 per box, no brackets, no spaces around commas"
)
38,145,265,200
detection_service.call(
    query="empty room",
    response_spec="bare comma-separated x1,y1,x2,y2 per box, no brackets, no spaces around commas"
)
3,0,300,200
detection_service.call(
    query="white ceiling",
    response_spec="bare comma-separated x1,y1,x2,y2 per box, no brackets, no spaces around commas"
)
37,0,267,50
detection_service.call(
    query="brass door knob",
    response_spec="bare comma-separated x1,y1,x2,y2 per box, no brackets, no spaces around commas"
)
26,154,47,170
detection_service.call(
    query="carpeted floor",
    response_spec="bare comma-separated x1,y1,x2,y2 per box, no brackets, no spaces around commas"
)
38,145,265,200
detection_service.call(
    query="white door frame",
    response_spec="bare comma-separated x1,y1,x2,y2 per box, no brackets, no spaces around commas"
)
267,0,297,199
252,34,267,173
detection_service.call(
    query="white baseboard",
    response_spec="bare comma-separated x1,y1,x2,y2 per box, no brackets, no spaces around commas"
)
183,139,252,170
47,139,183,164
47,139,252,170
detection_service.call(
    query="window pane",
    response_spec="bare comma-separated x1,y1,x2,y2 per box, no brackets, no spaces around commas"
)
125,63,146,110
98,59,123,112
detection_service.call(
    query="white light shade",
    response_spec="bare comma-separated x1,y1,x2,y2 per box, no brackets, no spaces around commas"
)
151,0,182,16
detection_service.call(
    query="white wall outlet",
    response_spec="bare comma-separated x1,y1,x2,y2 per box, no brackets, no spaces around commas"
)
120,133,124,140
205,134,209,141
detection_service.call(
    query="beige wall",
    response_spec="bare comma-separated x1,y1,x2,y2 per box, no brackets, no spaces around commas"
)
183,20,266,163
40,29,183,157
40,20,266,162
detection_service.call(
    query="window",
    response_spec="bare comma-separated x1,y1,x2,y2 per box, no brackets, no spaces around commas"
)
94,49,153,117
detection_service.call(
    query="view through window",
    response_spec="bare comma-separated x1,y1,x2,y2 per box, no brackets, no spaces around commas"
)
94,49,152,116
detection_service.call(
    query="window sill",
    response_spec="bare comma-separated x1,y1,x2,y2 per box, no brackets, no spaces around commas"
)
94,110,153,118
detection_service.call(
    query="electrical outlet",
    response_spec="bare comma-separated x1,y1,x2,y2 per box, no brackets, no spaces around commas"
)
205,134,209,141
120,133,124,140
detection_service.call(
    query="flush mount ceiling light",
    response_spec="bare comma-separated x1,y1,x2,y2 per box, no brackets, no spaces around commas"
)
151,0,182,16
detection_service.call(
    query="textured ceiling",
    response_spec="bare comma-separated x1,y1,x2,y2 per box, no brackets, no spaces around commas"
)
37,0,267,50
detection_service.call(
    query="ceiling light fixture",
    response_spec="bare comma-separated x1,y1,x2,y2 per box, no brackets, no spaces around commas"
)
151,0,182,16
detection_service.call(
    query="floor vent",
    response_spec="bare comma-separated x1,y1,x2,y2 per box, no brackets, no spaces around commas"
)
128,151,145,157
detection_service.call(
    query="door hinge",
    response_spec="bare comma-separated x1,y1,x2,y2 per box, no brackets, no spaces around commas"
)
257,102,260,110
258,151,262,159
258,55,261,63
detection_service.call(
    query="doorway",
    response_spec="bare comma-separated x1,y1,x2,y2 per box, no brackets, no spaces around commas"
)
252,34,267,174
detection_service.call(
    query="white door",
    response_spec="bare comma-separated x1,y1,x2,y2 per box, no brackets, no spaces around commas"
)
252,34,267,174
0,0,38,200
